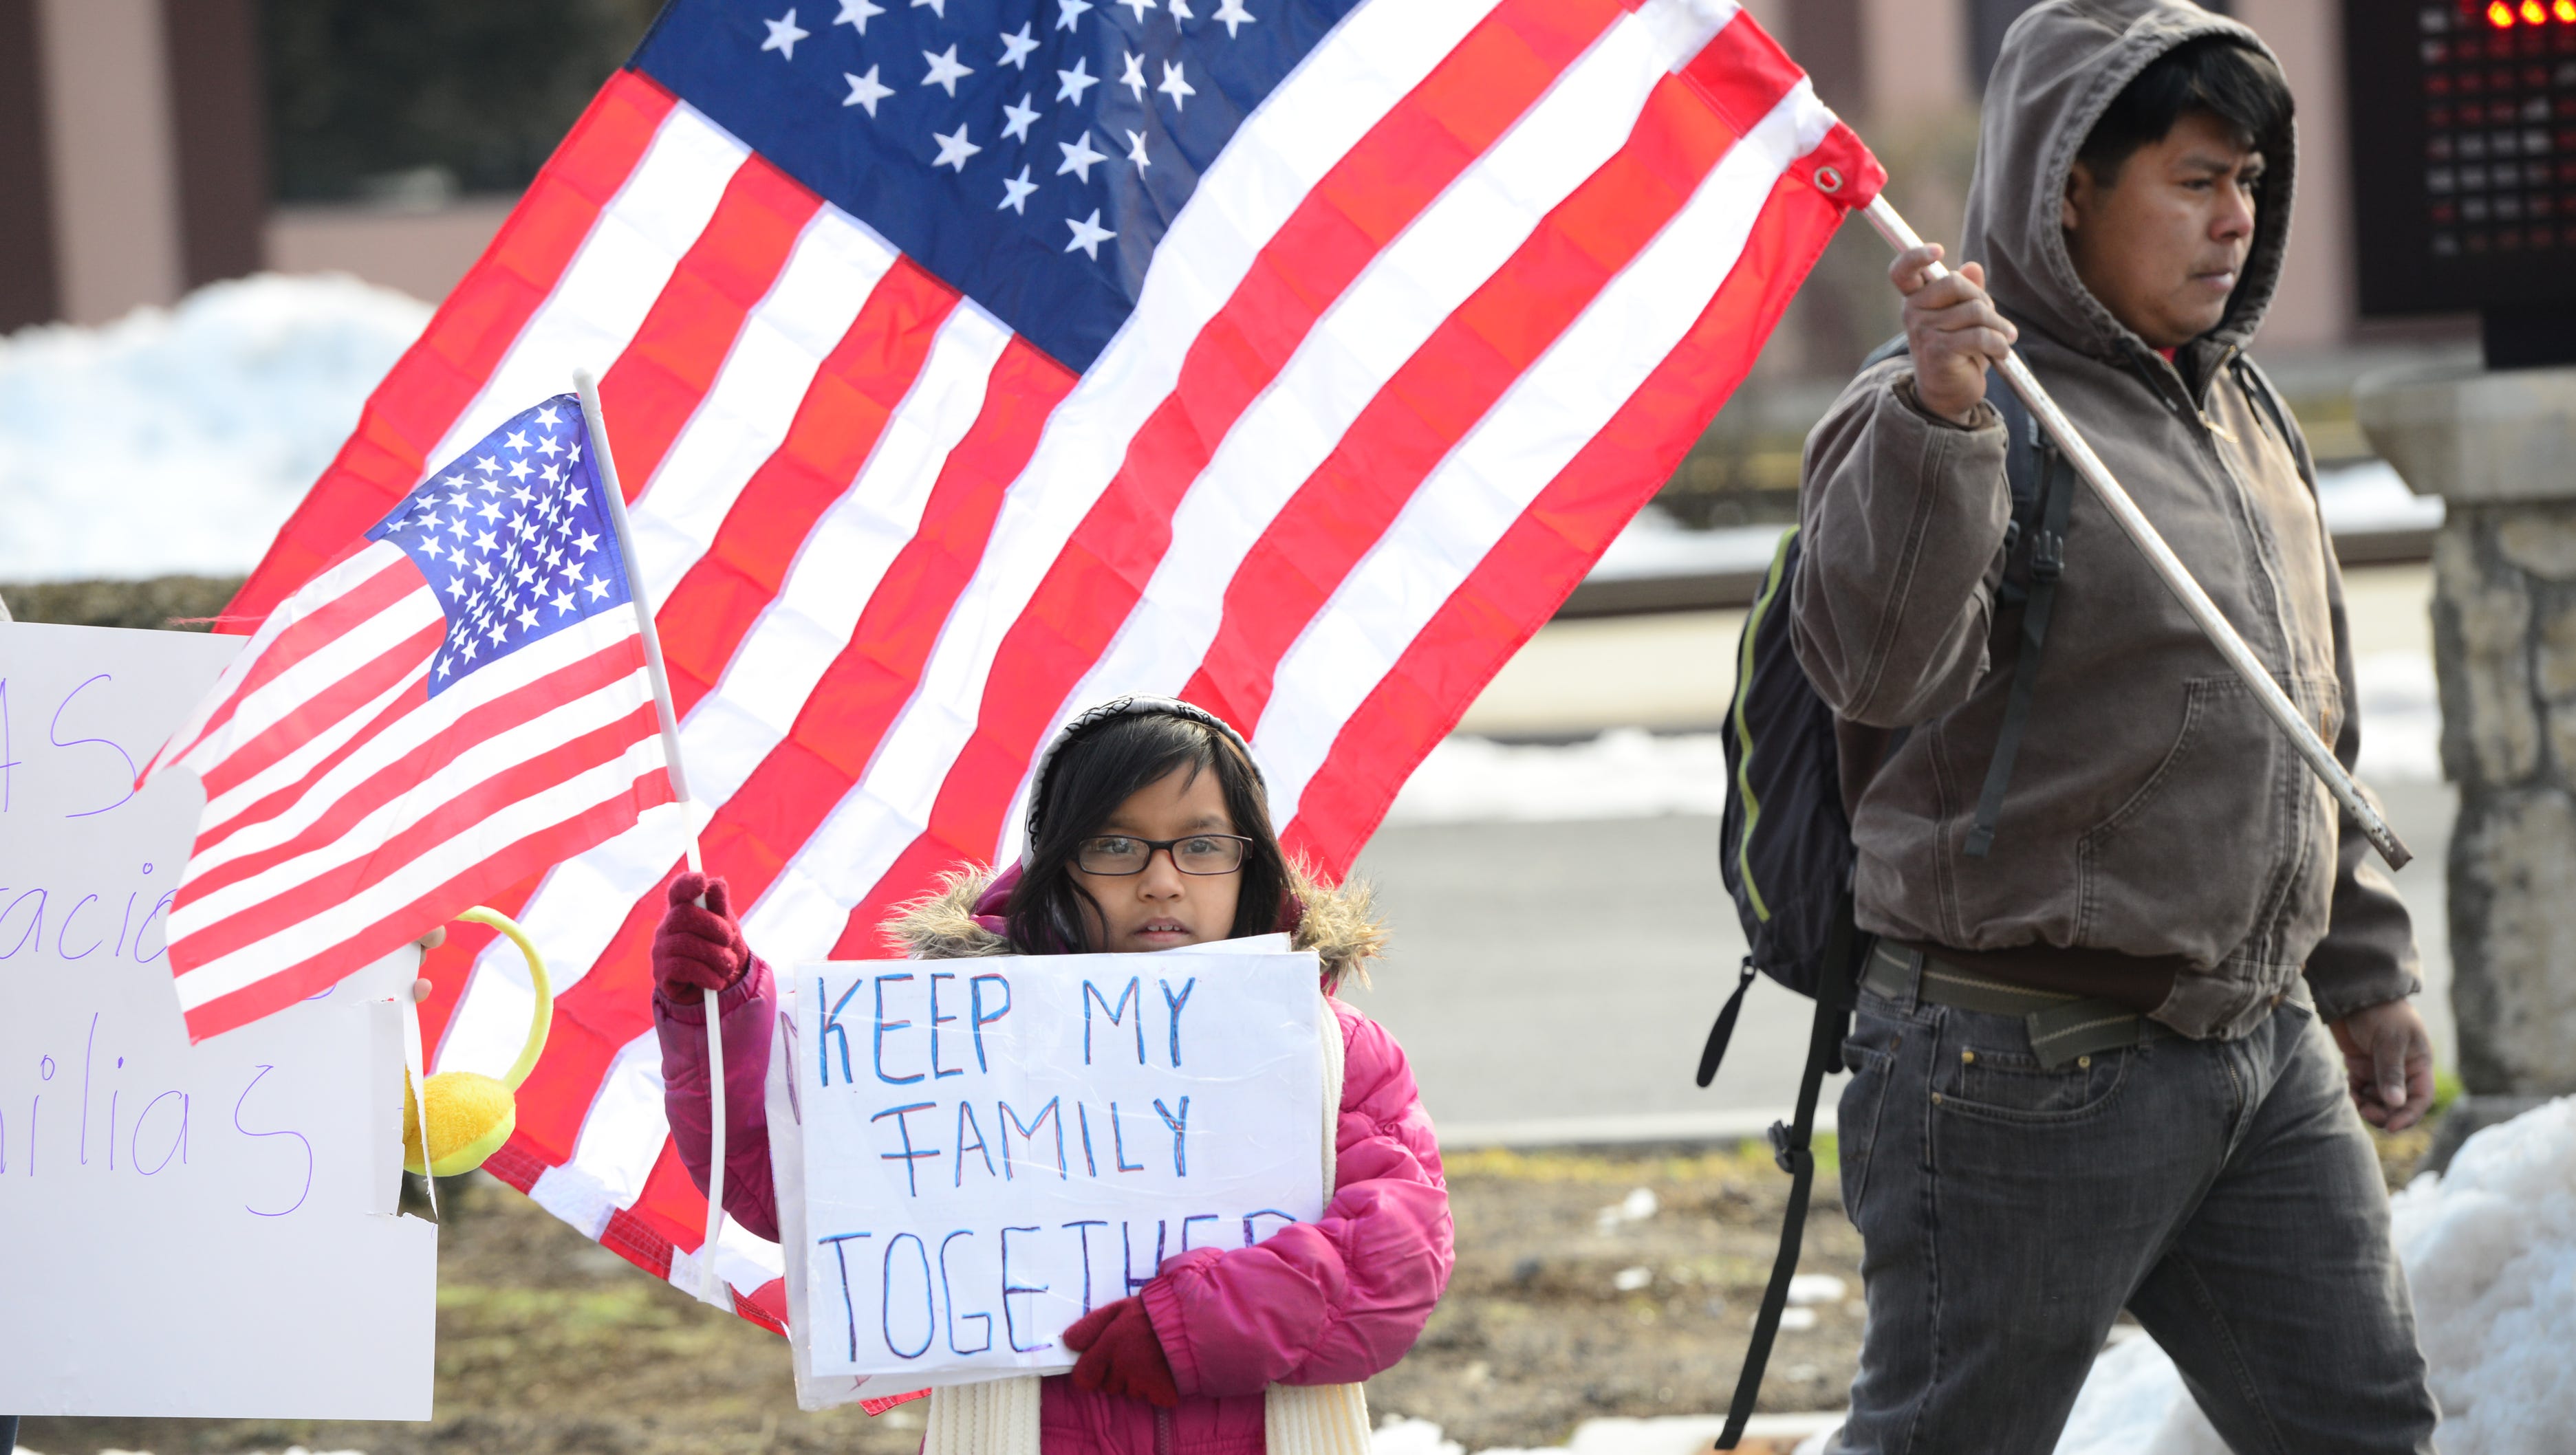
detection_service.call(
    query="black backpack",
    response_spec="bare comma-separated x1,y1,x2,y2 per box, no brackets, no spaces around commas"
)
1701,347,2072,1449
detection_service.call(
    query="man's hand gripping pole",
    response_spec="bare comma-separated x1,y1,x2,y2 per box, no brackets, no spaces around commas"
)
1860,197,2412,871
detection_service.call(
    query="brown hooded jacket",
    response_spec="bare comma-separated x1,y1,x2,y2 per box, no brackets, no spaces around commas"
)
1788,0,2417,1038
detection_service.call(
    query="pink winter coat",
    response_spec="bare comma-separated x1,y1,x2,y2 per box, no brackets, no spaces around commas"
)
656,865,1453,1455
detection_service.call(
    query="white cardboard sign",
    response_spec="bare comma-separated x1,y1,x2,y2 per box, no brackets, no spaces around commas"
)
0,622,437,1419
788,944,1328,1387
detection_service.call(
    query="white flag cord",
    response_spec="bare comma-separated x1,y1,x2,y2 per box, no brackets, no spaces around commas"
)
575,369,734,1309
1857,196,2411,871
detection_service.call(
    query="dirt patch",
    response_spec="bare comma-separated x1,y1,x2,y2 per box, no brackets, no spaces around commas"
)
1366,1145,1860,1452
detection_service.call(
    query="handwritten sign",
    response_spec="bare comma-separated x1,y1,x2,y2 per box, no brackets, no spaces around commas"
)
0,622,436,1419
782,944,1328,1388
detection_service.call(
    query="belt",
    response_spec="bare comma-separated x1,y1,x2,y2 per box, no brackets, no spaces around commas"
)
1861,942,2163,1070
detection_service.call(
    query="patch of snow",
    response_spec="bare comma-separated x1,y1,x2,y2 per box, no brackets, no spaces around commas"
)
1388,646,2439,827
0,273,431,582
2357,648,2443,785
2054,1097,2576,1454
1580,461,2436,595
1786,1273,1848,1306
1585,507,1787,583
1612,1265,1653,1293
1375,1416,1465,1455
1597,1186,1661,1234
1385,729,1729,825
2317,459,2444,537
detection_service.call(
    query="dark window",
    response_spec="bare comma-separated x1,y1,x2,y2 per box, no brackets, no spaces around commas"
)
264,0,661,204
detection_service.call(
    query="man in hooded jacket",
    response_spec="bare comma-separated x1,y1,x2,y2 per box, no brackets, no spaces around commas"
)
1790,2,2441,1449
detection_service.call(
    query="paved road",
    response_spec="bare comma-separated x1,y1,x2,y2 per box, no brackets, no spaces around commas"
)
1343,780,2457,1146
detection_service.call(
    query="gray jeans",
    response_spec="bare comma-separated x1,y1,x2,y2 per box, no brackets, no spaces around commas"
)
1831,970,2439,1454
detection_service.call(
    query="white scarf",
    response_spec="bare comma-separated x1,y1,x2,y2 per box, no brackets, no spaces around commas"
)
923,993,1372,1455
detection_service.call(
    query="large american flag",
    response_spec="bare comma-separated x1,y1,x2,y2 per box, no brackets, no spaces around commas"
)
147,395,672,1042
216,0,1881,1330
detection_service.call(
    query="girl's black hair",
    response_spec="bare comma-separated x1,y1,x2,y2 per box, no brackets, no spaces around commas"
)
1006,710,1292,954
2078,36,2293,183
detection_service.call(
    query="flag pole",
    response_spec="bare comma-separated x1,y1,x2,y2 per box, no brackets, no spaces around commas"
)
1857,196,2412,872
574,369,735,1309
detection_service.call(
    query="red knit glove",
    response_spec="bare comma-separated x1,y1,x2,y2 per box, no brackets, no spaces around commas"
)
653,871,751,996
1061,1296,1180,1408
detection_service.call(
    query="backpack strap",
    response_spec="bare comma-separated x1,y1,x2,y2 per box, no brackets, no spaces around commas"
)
1965,423,2071,860
2231,355,2315,490
1715,893,1863,1451
1695,959,1760,1088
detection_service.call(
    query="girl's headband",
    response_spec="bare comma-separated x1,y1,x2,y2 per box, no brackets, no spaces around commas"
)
1020,696,1265,867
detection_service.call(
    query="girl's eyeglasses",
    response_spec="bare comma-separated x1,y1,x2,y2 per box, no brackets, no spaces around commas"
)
1074,834,1252,875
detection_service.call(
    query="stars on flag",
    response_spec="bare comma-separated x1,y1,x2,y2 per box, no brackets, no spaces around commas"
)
1065,209,1114,258
1002,94,1040,141
1000,164,1038,212
369,395,634,699
1058,130,1107,182
920,43,972,96
845,65,894,113
1057,56,1097,105
764,8,811,58
741,0,1264,304
932,123,982,170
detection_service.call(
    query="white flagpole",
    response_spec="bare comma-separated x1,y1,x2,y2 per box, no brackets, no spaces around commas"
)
1857,197,2412,871
574,369,735,1309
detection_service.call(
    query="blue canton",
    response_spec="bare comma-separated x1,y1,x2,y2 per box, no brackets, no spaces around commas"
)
367,395,637,699
631,0,1365,373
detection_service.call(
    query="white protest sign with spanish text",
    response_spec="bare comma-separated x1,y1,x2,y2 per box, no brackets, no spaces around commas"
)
0,622,436,1419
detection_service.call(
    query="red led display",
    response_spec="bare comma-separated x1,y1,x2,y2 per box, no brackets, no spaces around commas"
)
2348,3,2576,314
2476,0,2576,26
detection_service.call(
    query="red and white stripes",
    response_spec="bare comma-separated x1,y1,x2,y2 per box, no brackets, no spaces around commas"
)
213,0,1879,1331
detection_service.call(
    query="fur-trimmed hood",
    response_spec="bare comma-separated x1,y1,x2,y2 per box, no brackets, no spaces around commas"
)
885,862,1386,990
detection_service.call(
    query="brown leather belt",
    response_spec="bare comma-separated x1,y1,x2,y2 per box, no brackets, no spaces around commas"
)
1861,941,2164,1070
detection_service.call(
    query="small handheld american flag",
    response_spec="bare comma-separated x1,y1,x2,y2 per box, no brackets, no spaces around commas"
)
144,395,677,1042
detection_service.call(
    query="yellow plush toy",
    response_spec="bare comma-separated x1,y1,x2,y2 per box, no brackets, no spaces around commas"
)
402,906,551,1177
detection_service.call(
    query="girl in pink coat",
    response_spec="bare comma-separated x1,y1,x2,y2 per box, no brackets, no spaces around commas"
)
651,696,1454,1455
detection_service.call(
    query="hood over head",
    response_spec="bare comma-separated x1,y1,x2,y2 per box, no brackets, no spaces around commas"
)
882,861,1387,992
1961,0,2294,369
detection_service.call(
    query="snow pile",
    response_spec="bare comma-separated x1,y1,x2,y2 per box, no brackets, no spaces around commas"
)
2316,458,2445,538
1586,507,1787,582
1383,728,1730,825
2356,649,2441,785
2054,1097,2576,1455
0,273,430,582
1387,679,2439,827
2388,1097,2576,1451
1577,461,2434,589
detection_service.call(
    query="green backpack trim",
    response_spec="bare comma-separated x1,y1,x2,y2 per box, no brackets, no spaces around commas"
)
1731,526,1799,924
